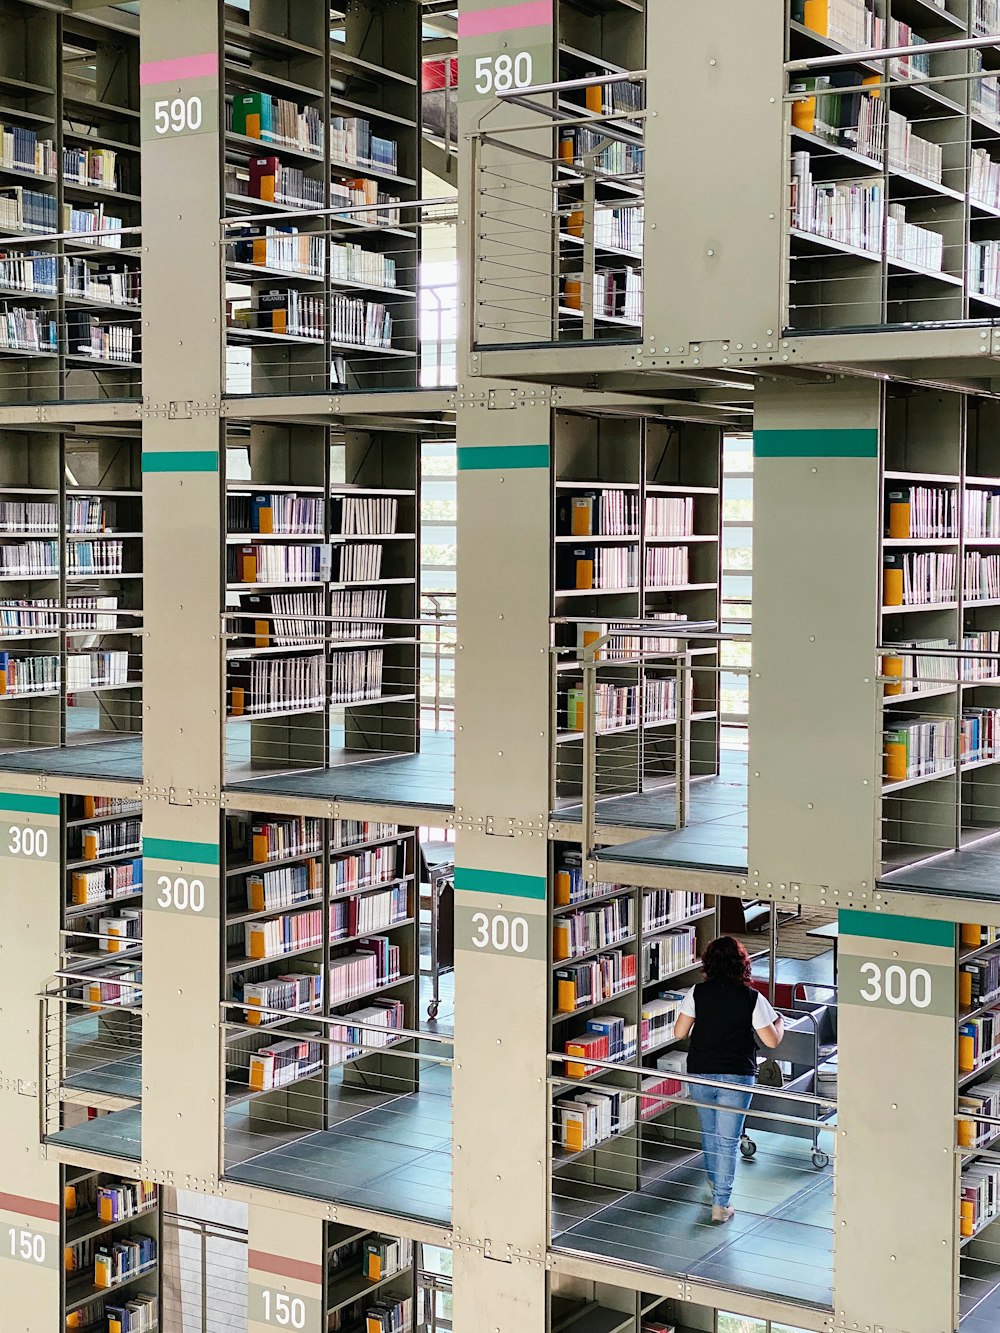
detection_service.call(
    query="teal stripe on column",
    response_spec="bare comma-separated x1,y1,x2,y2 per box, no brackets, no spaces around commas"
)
142,450,220,474
0,792,59,815
457,445,550,471
839,908,953,948
143,836,219,866
754,429,878,459
455,866,547,900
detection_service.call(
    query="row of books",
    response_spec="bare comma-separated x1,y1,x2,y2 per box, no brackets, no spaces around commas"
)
328,939,401,1003
93,1236,157,1289
364,1235,412,1282
66,258,139,308
247,1034,323,1091
966,551,1000,600
81,817,141,861
0,248,57,293
244,906,323,960
553,855,605,907
575,613,692,660
643,889,706,931
227,158,324,209
966,488,1000,539
0,652,58,695
63,145,120,192
331,543,383,582
564,677,677,733
336,495,400,536
235,590,324,647
883,633,1000,693
331,292,394,349
565,1014,637,1076
330,240,398,288
99,910,141,953
228,492,325,536
0,501,57,534
330,646,385,703
0,305,56,353
228,653,324,715
330,884,408,940
243,857,322,912
563,268,642,323
106,1294,158,1333
883,715,954,782
84,963,141,1009
230,91,323,157
0,540,55,575
886,486,957,540
964,923,1000,950
0,598,61,634
71,857,142,906
561,545,639,591
647,496,695,538
329,999,405,1064
364,1296,412,1333
645,546,690,586
560,127,644,177
555,949,637,1013
330,115,398,174
642,992,686,1051
248,816,323,863
883,550,956,606
0,184,57,233
970,239,1000,301
332,175,401,227
557,491,640,538
0,124,57,178
975,0,1000,36
642,926,697,984
331,843,400,892
233,225,324,277
960,1075,1000,1148
790,72,882,159
67,539,126,575
233,288,325,339
227,541,327,584
66,648,129,690
888,111,943,187
962,705,1000,762
67,595,122,631
556,1083,637,1153
334,820,398,849
961,952,1000,1010
243,972,322,1024
97,1179,156,1223
961,1160,1000,1238
64,202,124,247
565,203,644,255
553,896,636,961
972,147,1000,212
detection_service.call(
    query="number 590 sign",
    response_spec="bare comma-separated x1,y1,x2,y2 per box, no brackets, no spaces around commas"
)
140,55,219,143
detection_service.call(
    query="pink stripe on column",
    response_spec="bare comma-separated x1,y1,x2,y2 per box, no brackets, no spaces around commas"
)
0,1191,60,1223
249,1250,324,1286
458,0,553,38
139,52,218,87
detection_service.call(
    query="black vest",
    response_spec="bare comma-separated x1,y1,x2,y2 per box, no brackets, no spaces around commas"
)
686,980,759,1076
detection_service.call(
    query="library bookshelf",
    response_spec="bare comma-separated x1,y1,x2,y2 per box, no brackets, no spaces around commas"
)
222,0,421,395
0,2,141,405
785,0,1000,331
61,1169,159,1333
223,421,419,779
879,388,1000,870
325,1225,416,1333
0,427,142,753
222,810,420,1151
550,411,722,810
551,1288,700,1333
549,845,719,1197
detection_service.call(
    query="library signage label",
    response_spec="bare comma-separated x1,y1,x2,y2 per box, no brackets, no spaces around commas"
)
140,53,219,143
248,1283,321,1333
458,1,553,103
143,837,220,918
3,1224,56,1270
455,903,544,960
0,1194,59,1273
839,909,955,1017
0,793,59,863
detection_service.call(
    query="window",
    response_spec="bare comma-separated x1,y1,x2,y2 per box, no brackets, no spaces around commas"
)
721,434,752,724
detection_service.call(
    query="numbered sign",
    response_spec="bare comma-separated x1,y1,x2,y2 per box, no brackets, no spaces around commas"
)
142,837,220,918
840,954,954,1017
248,1283,322,1333
0,793,59,863
4,1225,55,1269
457,1,554,105
454,903,545,961
140,52,219,142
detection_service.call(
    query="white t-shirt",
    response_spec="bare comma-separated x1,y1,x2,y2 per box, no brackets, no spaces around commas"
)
678,986,779,1031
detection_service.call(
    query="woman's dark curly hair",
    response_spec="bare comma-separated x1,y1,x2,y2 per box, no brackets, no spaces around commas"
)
702,935,753,986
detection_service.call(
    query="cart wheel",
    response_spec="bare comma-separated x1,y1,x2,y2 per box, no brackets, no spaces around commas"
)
427,1000,440,1020
740,1135,757,1159
812,1150,830,1169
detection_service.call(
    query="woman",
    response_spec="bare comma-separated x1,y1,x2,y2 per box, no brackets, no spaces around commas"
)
672,936,784,1224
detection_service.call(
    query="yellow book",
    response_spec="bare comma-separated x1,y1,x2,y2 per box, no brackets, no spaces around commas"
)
247,995,262,1026
568,208,584,238
94,1253,112,1288
556,977,576,1014
960,969,973,1009
82,830,99,861
252,235,269,268
564,276,582,311
803,0,830,36
252,831,270,864
888,494,911,540
570,496,593,537
64,1184,77,1214
83,795,96,818
882,654,903,698
64,1245,74,1272
240,548,258,583
882,563,903,607
66,1315,83,1330
366,1248,382,1281
959,1030,977,1074
961,1198,975,1237
555,869,571,908
231,685,246,718
109,1319,123,1333
790,84,815,134
553,922,570,963
254,617,270,649
248,925,266,960
574,556,594,591
249,1056,266,1091
883,733,908,784
248,875,264,912
563,1108,584,1154
98,1194,113,1223
585,83,603,114
565,1041,589,1079
257,505,274,534
963,923,984,949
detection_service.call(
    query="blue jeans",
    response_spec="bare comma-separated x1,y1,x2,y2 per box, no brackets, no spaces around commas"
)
694,1073,755,1207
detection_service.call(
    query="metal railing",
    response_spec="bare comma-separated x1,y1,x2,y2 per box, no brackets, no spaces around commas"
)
470,72,645,349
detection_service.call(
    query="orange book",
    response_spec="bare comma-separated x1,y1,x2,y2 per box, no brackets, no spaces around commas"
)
565,1040,590,1079
556,977,577,1014
563,1108,585,1154
553,922,570,963
83,830,99,860
585,83,603,115
963,924,985,949
568,208,584,238
254,617,270,648
83,796,97,818
564,276,582,311
888,491,911,539
960,969,973,1009
231,686,246,718
252,828,270,864
240,548,258,583
882,559,903,607
959,1030,977,1074
554,869,571,907
575,555,594,590
882,654,903,697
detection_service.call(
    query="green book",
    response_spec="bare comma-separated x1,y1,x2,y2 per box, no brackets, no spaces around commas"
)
232,91,272,141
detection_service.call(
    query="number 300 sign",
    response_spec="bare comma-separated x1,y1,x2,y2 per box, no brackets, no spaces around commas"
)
857,961,932,1009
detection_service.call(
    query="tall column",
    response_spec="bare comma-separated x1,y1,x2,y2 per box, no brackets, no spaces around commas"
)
451,390,553,1331
834,910,957,1333
748,376,882,904
0,791,62,1330
138,0,226,1185
248,1202,325,1333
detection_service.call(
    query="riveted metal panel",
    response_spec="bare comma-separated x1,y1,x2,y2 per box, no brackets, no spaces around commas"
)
248,1203,325,1333
749,378,883,898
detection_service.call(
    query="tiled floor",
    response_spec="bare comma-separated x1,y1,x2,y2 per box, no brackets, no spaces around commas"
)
47,1105,142,1161
553,1131,834,1309
0,735,142,781
881,842,1000,903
